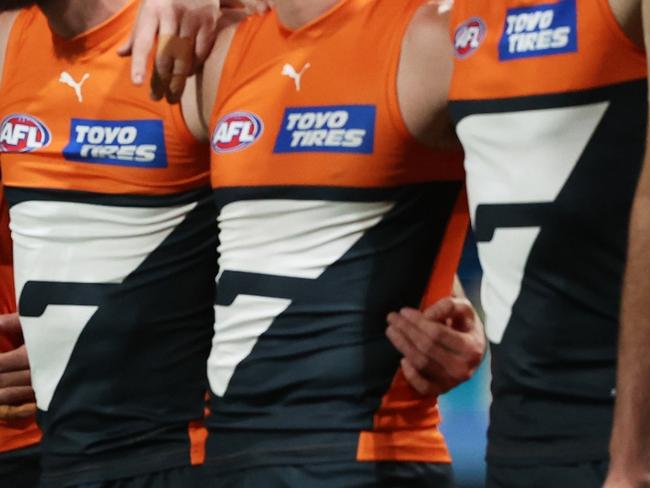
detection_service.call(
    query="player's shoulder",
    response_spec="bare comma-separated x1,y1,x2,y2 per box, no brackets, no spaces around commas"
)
200,10,247,123
401,1,453,71
0,10,21,90
404,1,452,45
607,0,643,48
400,1,454,93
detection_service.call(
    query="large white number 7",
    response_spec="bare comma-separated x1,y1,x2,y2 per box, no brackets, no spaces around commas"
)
207,198,394,397
457,102,608,344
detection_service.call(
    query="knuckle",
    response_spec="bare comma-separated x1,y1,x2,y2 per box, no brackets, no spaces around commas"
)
394,316,408,331
453,368,472,383
427,326,439,340
468,350,483,367
201,6,219,24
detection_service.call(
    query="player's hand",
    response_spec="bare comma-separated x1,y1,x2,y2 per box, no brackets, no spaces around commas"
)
0,314,36,420
119,0,272,104
386,297,486,396
119,0,221,103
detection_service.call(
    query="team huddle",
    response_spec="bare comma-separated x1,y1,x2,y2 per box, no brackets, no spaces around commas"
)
0,0,647,487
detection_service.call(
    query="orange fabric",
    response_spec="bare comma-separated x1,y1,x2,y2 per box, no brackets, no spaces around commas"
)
421,188,470,308
211,0,464,190
449,0,647,101
357,189,468,463
0,182,41,453
212,0,465,462
0,0,208,457
188,419,207,465
0,2,209,195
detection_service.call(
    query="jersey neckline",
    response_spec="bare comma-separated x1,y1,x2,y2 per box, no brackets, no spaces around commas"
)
273,0,372,39
47,0,138,54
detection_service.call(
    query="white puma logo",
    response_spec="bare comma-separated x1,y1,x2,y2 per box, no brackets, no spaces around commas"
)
434,0,453,14
281,63,311,92
59,72,90,103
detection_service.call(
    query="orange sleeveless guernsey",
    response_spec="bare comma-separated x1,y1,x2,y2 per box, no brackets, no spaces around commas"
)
0,181,42,454
0,2,213,484
205,0,467,467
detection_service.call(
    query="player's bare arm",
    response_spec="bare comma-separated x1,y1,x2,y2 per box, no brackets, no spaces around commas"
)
192,10,242,134
605,0,650,485
398,1,458,148
386,2,484,394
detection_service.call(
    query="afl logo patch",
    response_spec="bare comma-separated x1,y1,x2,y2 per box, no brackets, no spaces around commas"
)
454,17,487,59
212,112,264,153
0,114,52,153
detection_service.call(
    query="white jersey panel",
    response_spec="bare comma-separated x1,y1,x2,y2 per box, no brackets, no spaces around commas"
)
10,200,197,410
458,102,608,343
209,199,394,397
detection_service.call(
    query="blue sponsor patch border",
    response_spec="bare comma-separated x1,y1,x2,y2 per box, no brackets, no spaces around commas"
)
499,0,578,61
273,104,376,154
63,118,168,168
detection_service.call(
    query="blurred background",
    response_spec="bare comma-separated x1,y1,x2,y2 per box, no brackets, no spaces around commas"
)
439,233,489,488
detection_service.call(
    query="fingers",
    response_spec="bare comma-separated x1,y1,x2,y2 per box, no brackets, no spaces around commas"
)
423,297,476,331
0,386,35,406
220,0,244,8
394,307,473,357
152,9,181,101
170,44,195,104
246,0,271,14
126,11,159,85
400,358,441,396
127,1,222,98
387,302,485,395
194,17,219,71
0,313,21,338
386,314,431,372
0,369,31,389
0,403,37,421
0,345,30,374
